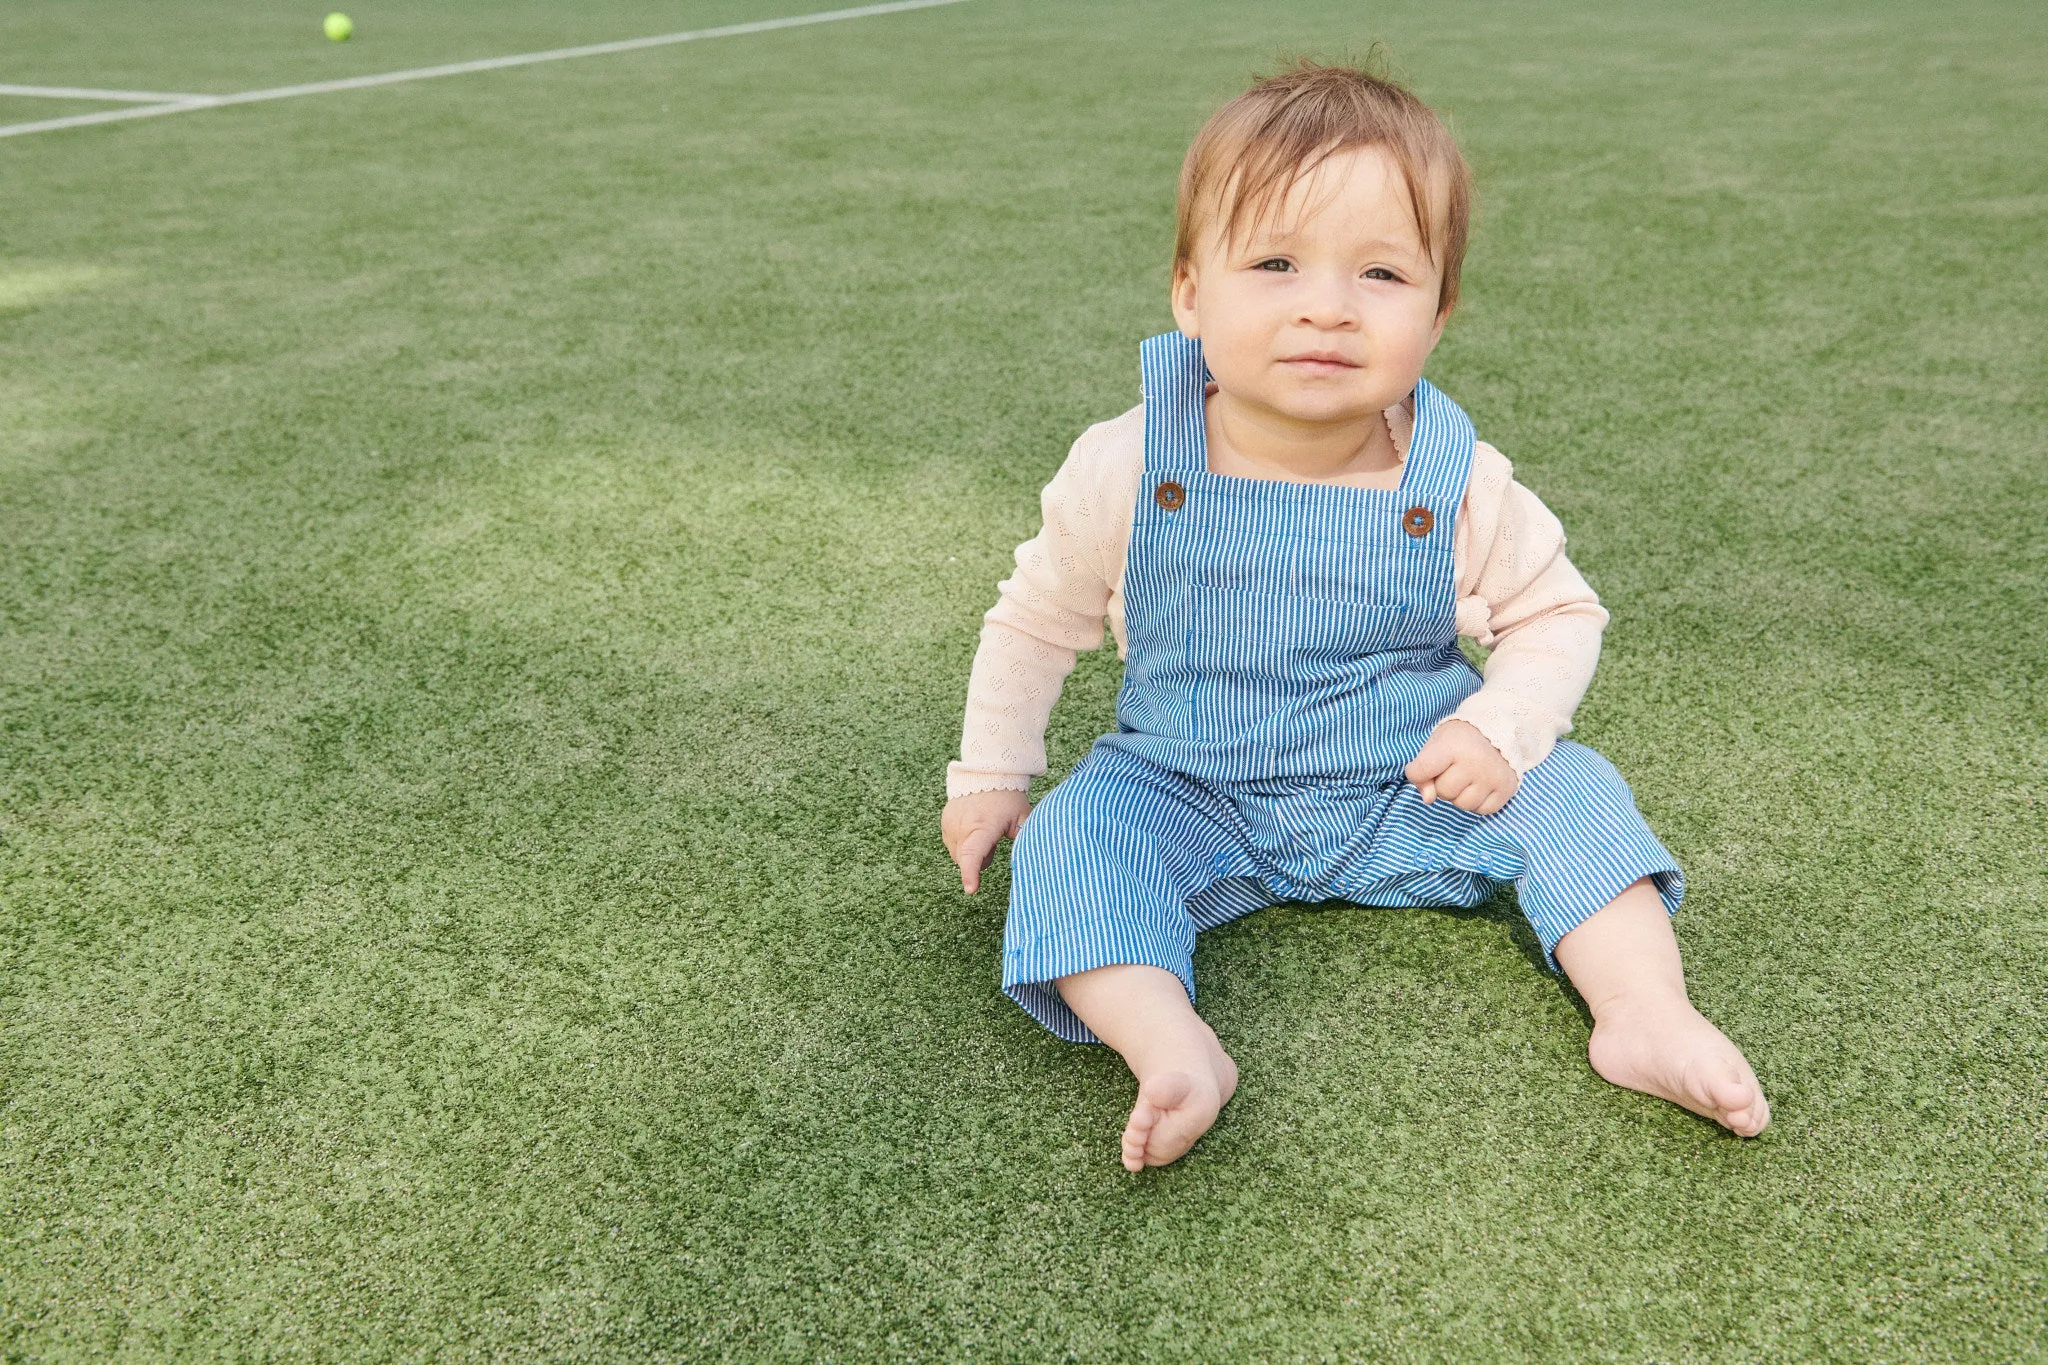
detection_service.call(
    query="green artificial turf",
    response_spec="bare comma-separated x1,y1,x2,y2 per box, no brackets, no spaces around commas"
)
3,0,2044,1358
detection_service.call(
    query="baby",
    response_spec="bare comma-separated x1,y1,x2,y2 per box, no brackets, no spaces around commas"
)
941,62,1768,1171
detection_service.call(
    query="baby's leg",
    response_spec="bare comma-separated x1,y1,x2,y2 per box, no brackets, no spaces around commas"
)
1389,742,1766,1135
1057,964,1239,1172
1554,879,1769,1136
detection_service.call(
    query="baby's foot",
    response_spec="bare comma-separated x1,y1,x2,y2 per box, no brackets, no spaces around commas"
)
1121,1071,1220,1171
1207,1033,1239,1108
1587,1001,1769,1137
1121,1040,1237,1172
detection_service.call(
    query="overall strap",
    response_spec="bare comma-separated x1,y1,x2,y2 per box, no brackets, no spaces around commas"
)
1140,331,1209,473
1401,376,1478,506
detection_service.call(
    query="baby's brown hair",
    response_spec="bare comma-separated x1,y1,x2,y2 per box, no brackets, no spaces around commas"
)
1174,59,1475,317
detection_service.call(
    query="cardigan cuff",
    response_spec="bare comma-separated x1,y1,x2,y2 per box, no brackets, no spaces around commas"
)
946,763,1034,801
1438,694,1565,776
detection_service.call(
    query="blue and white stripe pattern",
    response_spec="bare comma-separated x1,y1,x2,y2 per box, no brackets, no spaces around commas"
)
1108,330,1481,788
1003,333,1682,1043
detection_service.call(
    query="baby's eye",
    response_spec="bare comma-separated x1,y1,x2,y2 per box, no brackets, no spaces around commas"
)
1254,258,1294,272
1364,267,1398,281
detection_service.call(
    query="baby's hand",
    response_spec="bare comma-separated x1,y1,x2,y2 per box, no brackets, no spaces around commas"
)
1404,720,1519,816
942,789,1033,894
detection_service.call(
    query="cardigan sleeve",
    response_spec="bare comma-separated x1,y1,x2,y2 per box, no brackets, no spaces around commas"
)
1439,442,1609,773
945,412,1140,799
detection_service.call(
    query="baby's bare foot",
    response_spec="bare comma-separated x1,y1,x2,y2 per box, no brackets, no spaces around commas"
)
1120,1069,1221,1171
1208,1035,1239,1108
1588,1002,1769,1137
1120,1034,1237,1173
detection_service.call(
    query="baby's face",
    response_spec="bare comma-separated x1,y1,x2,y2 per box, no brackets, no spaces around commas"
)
1171,143,1448,427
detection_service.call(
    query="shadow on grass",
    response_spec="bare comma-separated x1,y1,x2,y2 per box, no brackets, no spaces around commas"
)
1430,885,1598,1028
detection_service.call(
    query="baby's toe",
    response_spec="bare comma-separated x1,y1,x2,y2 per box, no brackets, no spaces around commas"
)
1123,1075,1196,1171
1723,1088,1770,1137
1704,1066,1768,1137
1121,1107,1157,1173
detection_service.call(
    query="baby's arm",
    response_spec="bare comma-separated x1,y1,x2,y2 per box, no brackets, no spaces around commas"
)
943,424,1126,890
1406,445,1608,812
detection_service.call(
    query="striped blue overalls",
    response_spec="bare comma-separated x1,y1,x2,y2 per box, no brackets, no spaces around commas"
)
1003,333,1683,1043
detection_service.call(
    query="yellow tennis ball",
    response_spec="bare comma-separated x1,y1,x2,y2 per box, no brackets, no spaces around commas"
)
323,12,353,42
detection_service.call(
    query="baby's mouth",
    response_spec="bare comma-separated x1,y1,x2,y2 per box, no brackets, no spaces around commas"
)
1280,354,1362,375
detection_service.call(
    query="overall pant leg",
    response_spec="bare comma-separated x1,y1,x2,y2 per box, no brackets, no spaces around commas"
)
1005,743,1278,1043
1331,740,1684,968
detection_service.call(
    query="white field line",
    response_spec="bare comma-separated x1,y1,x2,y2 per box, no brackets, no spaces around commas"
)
0,83,214,103
0,0,969,141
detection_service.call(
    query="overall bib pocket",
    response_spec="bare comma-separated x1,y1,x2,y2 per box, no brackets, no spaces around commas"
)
1183,584,1422,752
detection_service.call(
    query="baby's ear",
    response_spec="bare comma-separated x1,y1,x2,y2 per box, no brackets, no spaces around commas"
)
1170,262,1202,338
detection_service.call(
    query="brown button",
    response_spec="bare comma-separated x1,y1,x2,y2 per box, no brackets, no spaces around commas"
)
1155,480,1186,511
1402,505,1434,538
